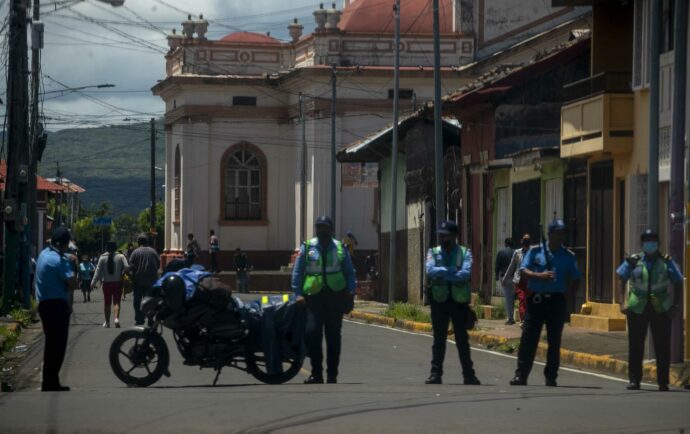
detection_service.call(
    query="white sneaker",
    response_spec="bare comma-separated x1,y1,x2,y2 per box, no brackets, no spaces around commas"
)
102,321,110,328
114,319,120,328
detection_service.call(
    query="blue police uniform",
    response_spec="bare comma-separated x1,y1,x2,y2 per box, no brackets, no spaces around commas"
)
512,220,581,386
616,244,684,390
424,220,480,385
36,228,76,391
291,216,356,384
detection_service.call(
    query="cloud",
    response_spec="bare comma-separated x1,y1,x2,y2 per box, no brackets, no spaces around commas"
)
1,0,320,130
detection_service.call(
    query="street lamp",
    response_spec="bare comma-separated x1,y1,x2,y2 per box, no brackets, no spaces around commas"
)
41,83,116,96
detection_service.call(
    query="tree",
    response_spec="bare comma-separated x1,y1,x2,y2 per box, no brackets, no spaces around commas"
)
114,213,139,247
137,202,165,252
73,216,112,257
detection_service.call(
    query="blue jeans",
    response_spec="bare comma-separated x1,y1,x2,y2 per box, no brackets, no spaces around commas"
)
502,280,515,321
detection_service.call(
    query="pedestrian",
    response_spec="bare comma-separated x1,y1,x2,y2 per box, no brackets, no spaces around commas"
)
234,247,251,293
65,240,79,311
35,227,78,392
510,220,581,387
128,233,161,326
186,233,200,264
503,234,532,325
342,230,358,256
292,216,356,384
79,254,95,302
209,230,221,273
424,220,481,385
91,241,129,328
495,237,516,325
615,229,684,391
125,243,135,261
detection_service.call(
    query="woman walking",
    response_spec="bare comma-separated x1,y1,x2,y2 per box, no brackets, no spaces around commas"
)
79,255,95,302
91,241,129,328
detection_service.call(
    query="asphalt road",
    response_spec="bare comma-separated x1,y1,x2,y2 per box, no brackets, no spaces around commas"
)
1,292,689,434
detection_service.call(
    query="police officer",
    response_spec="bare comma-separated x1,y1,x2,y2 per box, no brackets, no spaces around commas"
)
425,220,481,385
615,229,683,391
293,216,356,384
510,219,581,387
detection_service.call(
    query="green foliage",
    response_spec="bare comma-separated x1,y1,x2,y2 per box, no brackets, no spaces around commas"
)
137,202,165,252
472,294,484,319
0,326,20,355
38,120,165,215
383,302,431,323
9,307,34,327
492,303,507,320
114,213,140,247
73,214,113,257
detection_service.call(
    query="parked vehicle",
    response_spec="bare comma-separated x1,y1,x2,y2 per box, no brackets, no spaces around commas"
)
109,272,305,387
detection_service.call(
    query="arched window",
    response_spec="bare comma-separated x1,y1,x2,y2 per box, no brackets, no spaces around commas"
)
222,143,266,221
174,146,181,222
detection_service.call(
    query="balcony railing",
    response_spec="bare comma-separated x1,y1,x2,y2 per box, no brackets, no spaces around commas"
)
562,72,633,103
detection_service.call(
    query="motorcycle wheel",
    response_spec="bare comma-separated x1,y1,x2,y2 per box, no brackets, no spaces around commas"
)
246,352,304,385
109,329,169,387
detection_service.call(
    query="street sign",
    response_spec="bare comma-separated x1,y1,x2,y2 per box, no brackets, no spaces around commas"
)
93,216,113,226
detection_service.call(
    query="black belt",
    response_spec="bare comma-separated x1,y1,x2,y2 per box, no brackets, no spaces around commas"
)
531,293,563,304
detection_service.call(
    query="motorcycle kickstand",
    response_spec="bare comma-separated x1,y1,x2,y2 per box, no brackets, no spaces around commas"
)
213,367,222,387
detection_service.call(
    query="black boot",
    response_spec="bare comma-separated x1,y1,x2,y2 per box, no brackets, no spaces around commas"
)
304,375,324,384
425,374,442,384
626,381,641,390
464,376,481,386
510,376,527,386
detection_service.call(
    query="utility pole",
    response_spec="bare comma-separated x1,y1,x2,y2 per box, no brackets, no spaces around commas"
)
669,0,687,363
2,0,30,313
150,118,156,249
23,0,42,308
388,0,400,305
299,93,307,243
647,0,661,232
432,0,444,230
330,63,337,227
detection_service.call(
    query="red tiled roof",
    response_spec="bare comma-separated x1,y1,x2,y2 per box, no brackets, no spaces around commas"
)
0,160,69,192
339,0,455,35
219,31,282,45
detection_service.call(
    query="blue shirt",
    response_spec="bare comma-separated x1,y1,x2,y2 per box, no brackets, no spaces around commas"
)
616,254,683,283
520,245,581,293
291,239,357,295
425,245,472,283
79,262,95,281
35,247,75,302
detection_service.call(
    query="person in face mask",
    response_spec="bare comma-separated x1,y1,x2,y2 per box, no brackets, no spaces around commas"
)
424,220,480,385
292,216,357,384
615,229,684,391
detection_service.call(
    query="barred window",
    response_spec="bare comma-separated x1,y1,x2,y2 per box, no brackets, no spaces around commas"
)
224,147,264,220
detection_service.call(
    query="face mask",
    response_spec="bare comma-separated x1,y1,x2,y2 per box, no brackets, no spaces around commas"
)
643,241,659,255
316,228,332,242
441,240,454,250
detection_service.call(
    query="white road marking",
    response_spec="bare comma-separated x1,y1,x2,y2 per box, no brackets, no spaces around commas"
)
345,319,657,386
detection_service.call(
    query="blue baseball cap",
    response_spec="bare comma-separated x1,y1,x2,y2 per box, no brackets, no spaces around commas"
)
548,219,566,233
437,220,458,235
315,216,334,229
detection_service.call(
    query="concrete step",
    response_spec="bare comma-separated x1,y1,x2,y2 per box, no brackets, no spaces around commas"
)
570,313,627,331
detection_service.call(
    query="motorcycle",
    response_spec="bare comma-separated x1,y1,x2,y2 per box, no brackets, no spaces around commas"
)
109,272,305,387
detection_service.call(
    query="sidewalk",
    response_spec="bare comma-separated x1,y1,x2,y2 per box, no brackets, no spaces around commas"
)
350,300,690,387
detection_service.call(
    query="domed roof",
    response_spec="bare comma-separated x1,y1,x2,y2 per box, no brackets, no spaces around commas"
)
220,31,282,45
339,0,455,34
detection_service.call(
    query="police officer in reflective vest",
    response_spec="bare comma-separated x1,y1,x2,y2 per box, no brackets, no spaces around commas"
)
425,220,481,385
510,219,581,387
293,216,356,384
615,229,684,391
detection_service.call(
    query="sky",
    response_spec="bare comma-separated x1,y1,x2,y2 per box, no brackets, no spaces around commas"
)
1,0,324,130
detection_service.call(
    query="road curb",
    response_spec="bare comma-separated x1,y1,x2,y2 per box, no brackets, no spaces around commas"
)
348,310,688,387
